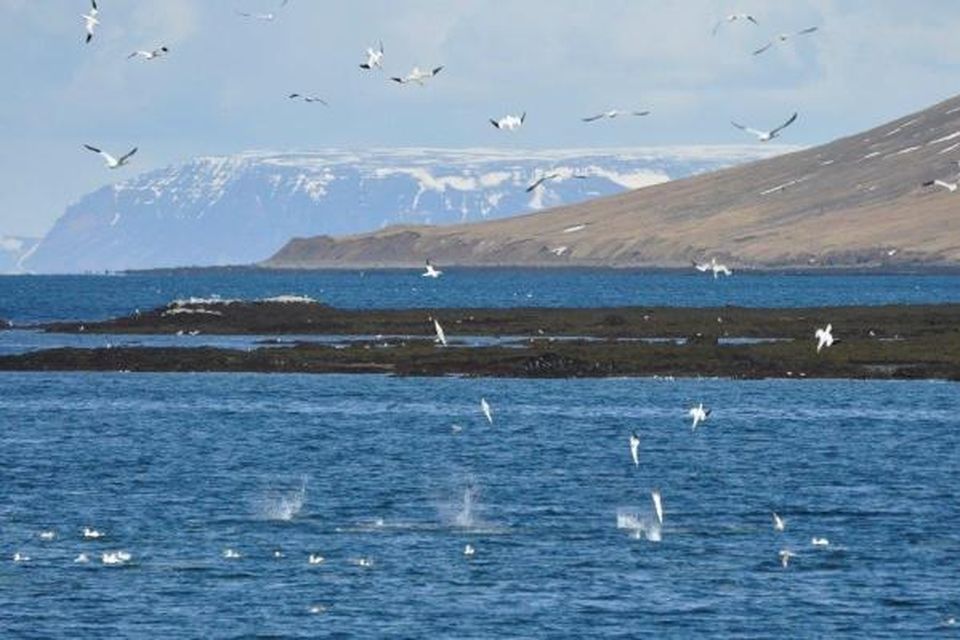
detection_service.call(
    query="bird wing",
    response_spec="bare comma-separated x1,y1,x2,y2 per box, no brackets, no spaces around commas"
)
91,0,97,10
431,66,444,76
631,110,651,117
390,76,405,83
746,15,759,25
118,148,138,163
770,112,798,136
797,26,818,35
753,42,774,55
581,113,605,122
711,20,723,36
83,144,102,154
730,121,748,131
651,491,663,525
525,178,545,193
489,119,502,129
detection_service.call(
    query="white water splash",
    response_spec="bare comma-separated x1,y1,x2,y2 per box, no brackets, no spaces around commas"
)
616,508,661,542
259,476,307,521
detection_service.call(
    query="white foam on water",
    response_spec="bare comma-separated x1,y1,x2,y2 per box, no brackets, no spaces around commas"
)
616,507,662,542
258,476,308,521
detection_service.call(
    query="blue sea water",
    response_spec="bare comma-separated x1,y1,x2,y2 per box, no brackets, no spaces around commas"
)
1,373,958,638
1,270,960,324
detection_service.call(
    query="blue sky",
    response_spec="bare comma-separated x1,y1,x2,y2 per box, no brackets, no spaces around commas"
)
2,0,960,236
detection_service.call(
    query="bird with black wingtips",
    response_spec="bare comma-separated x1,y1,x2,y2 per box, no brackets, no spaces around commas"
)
581,109,650,123
731,112,797,142
753,27,818,55
82,0,99,43
490,112,526,131
360,41,384,70
391,66,444,86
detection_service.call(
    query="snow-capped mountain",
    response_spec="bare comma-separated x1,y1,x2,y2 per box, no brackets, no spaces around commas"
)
24,147,791,273
0,236,39,274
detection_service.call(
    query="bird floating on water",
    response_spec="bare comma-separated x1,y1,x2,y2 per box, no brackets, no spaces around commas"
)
422,260,442,278
12,552,30,563
712,13,759,35
360,41,384,70
82,0,99,43
82,527,104,539
815,323,835,353
38,530,56,541
391,66,443,86
693,257,733,278
433,318,447,347
288,93,328,105
581,109,650,122
753,27,818,55
84,144,137,170
772,512,786,532
922,178,958,193
74,553,90,563
811,537,830,547
629,432,640,467
128,46,169,60
490,112,526,131
101,550,131,565
689,403,711,430
779,549,796,568
731,112,798,141
308,554,325,565
223,548,241,559
463,544,475,557
480,397,493,424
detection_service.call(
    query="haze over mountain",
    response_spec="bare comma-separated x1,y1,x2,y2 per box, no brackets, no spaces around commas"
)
265,95,960,269
21,147,782,273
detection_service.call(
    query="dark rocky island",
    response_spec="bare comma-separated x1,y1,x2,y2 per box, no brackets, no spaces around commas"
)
1,298,958,379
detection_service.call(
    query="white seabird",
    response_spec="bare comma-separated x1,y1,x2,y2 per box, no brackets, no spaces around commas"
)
128,46,169,61
83,144,137,169
222,548,241,559
811,537,830,547
433,318,447,347
490,112,526,131
753,27,818,55
463,544,475,557
236,10,275,21
526,173,561,193
712,13,759,35
12,552,30,563
82,527,104,539
480,397,493,424
629,432,640,467
288,93,328,105
651,489,664,526
779,549,795,568
815,323,834,353
38,530,57,541
731,112,798,142
422,260,442,278
693,257,733,278
308,553,325,565
82,0,99,44
360,41,384,70
772,512,786,532
688,403,711,430
391,65,443,86
922,179,958,193
74,553,90,563
581,109,650,122
101,550,131,565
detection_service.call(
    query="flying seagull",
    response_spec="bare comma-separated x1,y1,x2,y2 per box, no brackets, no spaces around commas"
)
922,179,958,193
82,0,99,43
629,432,640,467
731,112,798,141
480,397,493,424
288,93,328,105
712,13,759,36
693,257,733,278
773,512,786,532
236,10,275,20
581,109,650,123
391,66,443,86
779,549,796,569
360,41,384,70
128,46,169,60
753,27,818,55
815,323,834,353
433,318,447,347
83,144,137,169
651,489,664,526
422,260,442,278
490,112,526,131
526,173,561,193
688,403,711,430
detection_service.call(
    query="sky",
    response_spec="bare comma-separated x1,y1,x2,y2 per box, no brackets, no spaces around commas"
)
2,0,960,237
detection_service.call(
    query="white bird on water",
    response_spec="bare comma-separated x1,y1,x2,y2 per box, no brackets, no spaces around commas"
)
693,257,733,278
490,112,526,131
712,13,758,35
101,550,131,565
360,41,384,70
128,46,169,61
463,544,475,557
422,260,442,278
773,512,786,532
689,403,711,430
811,537,830,547
815,323,835,353
629,432,640,467
391,65,443,86
433,318,447,347
74,553,90,563
308,553,325,565
82,0,99,44
651,489,664,526
82,527,104,539
480,397,493,424
12,552,30,563
731,112,798,142
779,549,796,568
581,109,650,122
83,144,137,169
38,530,56,541
223,548,241,559
753,27,818,55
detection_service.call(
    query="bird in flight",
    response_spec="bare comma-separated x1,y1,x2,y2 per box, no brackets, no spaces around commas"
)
773,512,786,532
779,549,795,569
753,27,818,55
923,179,958,193
128,46,169,61
731,112,798,142
288,93,328,105
236,10,275,21
490,112,526,131
422,260,442,278
814,323,835,353
480,398,493,424
526,173,561,193
82,0,99,44
391,66,444,86
360,41,384,70
629,432,640,467
688,403,711,430
651,490,663,526
712,13,759,36
83,144,138,169
693,257,733,278
433,318,447,347
581,109,651,123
